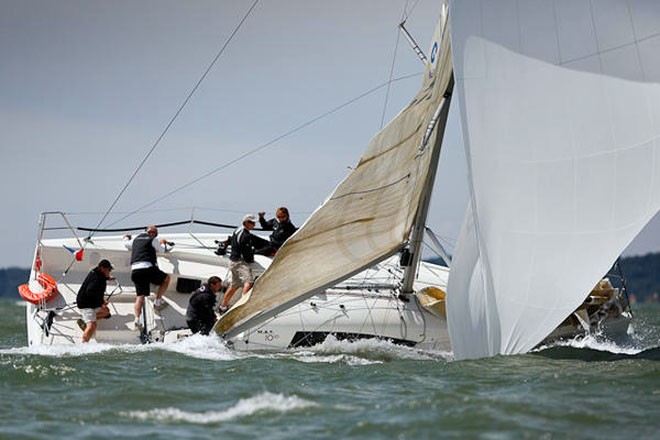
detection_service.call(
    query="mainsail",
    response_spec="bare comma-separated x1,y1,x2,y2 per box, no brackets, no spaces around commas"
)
448,0,660,359
215,10,454,338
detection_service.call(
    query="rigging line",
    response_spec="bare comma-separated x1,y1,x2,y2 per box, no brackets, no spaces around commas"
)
88,0,260,239
77,219,238,233
107,72,423,227
379,1,407,129
401,0,422,23
65,206,255,216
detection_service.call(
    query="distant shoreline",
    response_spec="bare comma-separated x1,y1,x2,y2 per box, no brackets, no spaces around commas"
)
3,252,660,302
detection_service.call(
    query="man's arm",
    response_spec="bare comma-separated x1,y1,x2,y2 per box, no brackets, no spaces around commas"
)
123,234,133,250
151,237,168,253
258,212,275,230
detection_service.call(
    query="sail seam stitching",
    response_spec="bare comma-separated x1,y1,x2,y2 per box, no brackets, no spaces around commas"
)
330,174,410,201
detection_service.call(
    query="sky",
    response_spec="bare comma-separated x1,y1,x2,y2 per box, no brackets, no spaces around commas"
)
1,0,658,268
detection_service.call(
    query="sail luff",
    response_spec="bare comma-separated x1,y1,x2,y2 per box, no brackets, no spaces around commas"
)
401,3,453,295
401,79,453,294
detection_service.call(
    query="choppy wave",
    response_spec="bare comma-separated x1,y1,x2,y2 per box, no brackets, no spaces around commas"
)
158,333,237,361
123,392,317,424
553,334,646,355
0,332,241,359
4,320,652,364
0,333,451,364
288,335,451,362
0,342,141,357
2,360,76,377
533,324,660,360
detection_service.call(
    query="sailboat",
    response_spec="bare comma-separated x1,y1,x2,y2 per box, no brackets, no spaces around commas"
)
21,1,655,359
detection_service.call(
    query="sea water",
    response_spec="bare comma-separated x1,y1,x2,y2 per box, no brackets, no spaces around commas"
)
1,300,658,439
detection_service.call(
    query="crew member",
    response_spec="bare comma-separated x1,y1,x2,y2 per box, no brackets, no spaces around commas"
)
186,276,222,335
76,259,114,343
123,225,171,331
257,206,297,254
219,214,257,313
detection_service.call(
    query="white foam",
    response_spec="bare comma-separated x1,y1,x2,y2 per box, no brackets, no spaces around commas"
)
279,335,452,363
0,342,137,357
123,392,316,424
535,332,646,356
158,333,237,361
7,362,76,376
286,352,383,366
2,332,454,362
0,334,240,360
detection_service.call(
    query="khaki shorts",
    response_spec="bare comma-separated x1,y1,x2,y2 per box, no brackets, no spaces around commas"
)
229,260,254,287
80,307,102,323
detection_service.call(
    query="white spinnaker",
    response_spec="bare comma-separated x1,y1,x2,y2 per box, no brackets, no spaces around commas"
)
448,0,660,359
215,10,453,337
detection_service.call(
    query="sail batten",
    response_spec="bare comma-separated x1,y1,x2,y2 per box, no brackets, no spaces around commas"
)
214,10,454,338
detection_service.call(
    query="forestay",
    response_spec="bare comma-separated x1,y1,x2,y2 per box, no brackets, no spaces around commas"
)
448,0,660,359
215,9,454,338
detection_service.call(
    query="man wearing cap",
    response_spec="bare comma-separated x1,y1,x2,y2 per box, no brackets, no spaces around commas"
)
123,225,171,331
76,259,114,343
219,214,257,313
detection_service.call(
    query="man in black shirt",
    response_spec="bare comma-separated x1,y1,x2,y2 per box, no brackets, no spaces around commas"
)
257,206,297,255
76,259,114,343
186,276,222,335
219,214,257,313
123,225,171,331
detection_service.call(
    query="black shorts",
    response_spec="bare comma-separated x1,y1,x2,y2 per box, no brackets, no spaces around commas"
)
131,267,168,296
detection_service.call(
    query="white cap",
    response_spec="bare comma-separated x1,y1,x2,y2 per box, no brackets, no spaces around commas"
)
243,214,257,224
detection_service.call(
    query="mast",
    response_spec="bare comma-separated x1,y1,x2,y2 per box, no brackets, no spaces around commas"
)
400,2,452,294
400,78,453,294
214,5,455,340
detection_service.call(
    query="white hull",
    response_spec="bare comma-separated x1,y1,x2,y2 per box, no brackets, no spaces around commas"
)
24,230,452,351
23,224,630,352
225,288,451,351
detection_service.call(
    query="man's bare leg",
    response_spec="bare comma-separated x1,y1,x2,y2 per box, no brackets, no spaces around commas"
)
134,296,145,320
82,321,97,343
156,275,170,300
242,282,253,296
221,285,239,309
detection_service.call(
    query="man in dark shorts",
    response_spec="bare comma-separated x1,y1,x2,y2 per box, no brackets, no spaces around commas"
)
186,276,222,335
123,225,171,331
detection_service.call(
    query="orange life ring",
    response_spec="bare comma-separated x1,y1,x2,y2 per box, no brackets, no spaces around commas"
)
18,273,59,305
